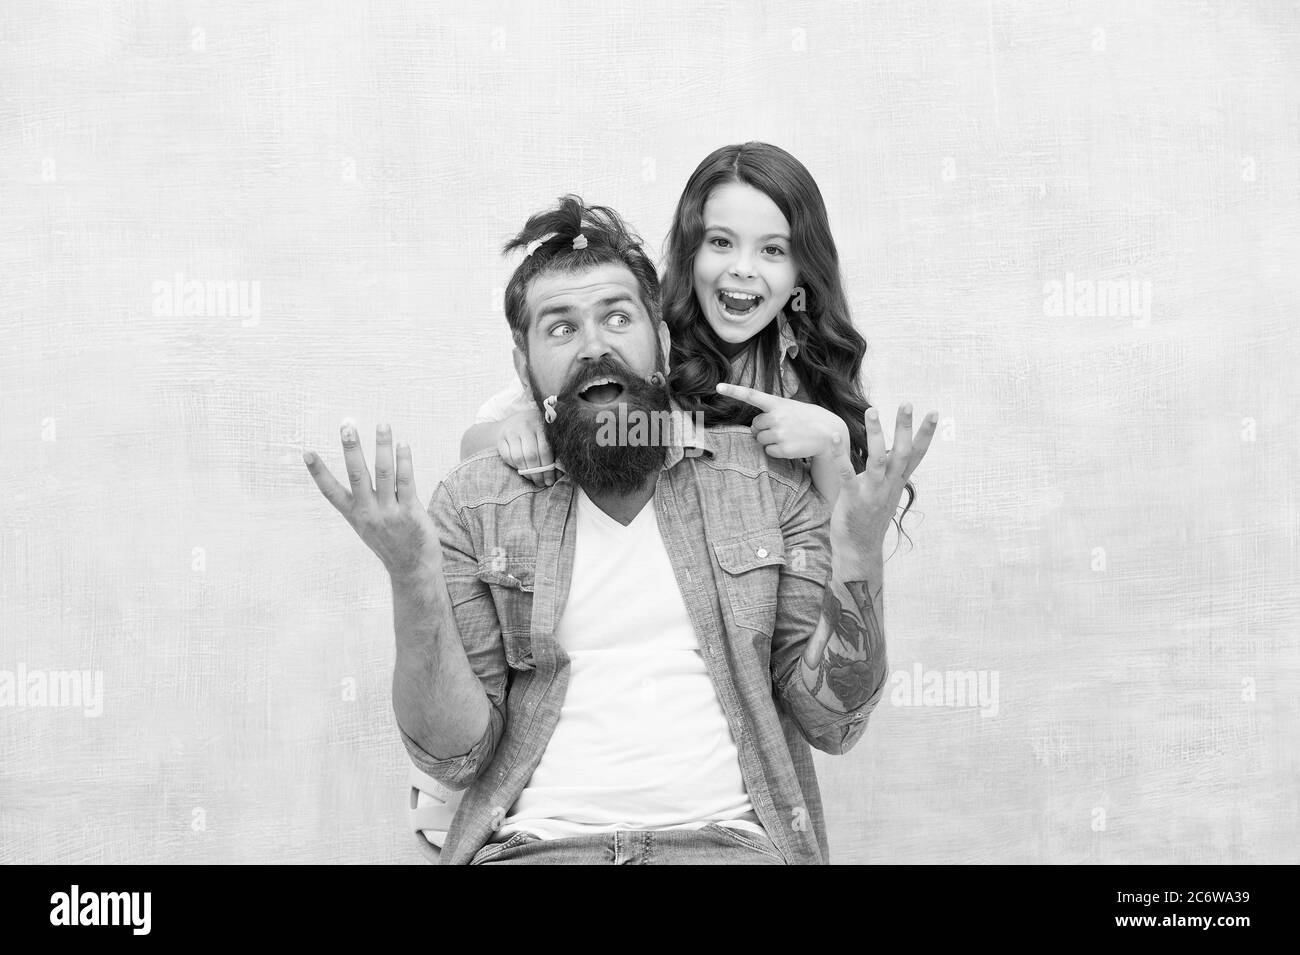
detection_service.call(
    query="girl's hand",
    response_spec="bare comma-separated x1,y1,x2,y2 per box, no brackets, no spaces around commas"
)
830,403,937,561
497,405,556,487
716,382,849,460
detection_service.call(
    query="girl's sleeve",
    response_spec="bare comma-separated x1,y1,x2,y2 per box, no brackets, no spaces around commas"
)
473,378,533,424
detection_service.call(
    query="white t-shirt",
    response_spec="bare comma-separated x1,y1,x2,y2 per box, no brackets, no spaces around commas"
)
495,487,764,841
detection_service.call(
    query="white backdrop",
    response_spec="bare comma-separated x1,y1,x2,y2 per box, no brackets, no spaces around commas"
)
1,0,1297,864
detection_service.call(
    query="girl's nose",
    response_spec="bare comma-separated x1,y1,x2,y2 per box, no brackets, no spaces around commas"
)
729,253,756,280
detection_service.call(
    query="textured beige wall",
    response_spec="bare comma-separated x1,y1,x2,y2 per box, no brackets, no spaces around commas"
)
1,0,1296,864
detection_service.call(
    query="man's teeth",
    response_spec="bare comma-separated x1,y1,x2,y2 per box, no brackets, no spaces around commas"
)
578,377,625,402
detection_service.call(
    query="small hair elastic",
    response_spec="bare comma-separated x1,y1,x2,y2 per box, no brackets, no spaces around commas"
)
524,233,558,258
517,462,558,476
542,394,558,423
571,234,588,250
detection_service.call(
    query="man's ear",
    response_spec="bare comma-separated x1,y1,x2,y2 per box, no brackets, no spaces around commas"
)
656,320,671,376
512,345,530,393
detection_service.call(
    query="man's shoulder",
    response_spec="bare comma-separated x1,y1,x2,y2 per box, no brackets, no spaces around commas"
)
699,425,811,489
435,451,548,510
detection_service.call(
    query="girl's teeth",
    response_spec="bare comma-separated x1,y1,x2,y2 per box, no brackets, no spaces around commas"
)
719,291,761,315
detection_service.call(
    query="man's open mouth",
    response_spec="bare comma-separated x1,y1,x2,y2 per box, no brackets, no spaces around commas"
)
577,376,626,405
717,290,764,317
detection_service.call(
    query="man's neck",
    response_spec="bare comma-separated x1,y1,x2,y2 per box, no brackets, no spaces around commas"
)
581,472,658,526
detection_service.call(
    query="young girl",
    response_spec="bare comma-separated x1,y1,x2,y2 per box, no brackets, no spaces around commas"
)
461,142,916,524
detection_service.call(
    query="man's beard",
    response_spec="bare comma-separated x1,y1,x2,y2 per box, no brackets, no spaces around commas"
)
531,355,670,495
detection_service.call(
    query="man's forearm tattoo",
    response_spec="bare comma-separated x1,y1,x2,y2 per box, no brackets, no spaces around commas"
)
810,579,886,712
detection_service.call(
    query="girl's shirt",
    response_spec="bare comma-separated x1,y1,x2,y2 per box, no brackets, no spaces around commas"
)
473,311,806,422
728,310,806,403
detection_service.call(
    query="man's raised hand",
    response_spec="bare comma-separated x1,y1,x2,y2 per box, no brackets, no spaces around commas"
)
831,403,937,558
303,419,441,582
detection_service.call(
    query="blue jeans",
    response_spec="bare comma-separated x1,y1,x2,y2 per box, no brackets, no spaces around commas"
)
469,824,787,865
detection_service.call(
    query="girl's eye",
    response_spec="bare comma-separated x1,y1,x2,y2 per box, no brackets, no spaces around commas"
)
763,245,786,257
708,236,731,249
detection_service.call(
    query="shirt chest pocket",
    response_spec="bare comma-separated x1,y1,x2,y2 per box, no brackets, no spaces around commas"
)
475,558,537,671
712,530,786,636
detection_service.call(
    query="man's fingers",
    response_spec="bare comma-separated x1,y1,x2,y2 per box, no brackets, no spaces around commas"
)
374,423,395,504
864,407,887,472
395,441,420,509
717,381,778,412
902,411,938,482
340,418,376,505
887,404,914,481
833,450,857,488
303,450,353,517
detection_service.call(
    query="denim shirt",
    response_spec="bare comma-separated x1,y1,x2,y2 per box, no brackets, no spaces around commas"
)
400,410,882,865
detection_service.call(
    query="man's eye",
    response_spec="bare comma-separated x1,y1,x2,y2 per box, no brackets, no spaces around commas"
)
606,313,630,326
548,323,574,337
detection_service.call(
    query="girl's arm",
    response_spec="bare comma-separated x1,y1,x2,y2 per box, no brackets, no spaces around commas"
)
461,380,556,486
460,421,506,460
460,379,529,460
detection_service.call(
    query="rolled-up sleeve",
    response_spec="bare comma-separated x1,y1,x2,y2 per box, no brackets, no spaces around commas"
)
400,703,505,789
398,479,510,790
768,473,883,756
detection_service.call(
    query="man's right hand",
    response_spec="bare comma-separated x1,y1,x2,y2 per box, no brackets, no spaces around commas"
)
304,419,442,583
497,406,556,487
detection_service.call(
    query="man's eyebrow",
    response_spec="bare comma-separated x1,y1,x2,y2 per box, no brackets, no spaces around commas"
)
535,295,640,324
703,224,790,241
535,303,575,323
597,295,639,311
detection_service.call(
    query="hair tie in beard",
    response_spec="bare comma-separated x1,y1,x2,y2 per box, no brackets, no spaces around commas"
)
648,372,665,388
542,394,558,424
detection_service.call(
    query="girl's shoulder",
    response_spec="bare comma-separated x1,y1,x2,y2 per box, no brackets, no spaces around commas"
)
474,378,531,423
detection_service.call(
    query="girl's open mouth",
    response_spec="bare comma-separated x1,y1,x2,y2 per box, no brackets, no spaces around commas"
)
717,290,763,317
578,377,626,405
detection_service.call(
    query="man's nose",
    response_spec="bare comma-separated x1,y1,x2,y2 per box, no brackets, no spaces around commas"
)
574,324,612,361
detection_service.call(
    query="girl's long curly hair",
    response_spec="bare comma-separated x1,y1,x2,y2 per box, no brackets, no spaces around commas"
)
663,142,916,537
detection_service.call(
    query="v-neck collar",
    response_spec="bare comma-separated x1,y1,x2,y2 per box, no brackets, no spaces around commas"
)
577,486,655,532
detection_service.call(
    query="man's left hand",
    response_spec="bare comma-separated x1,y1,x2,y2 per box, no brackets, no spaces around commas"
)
830,403,937,561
